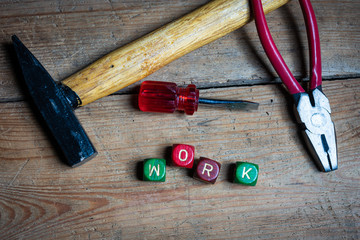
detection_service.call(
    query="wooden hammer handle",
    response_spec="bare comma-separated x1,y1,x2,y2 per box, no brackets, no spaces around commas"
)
62,0,289,106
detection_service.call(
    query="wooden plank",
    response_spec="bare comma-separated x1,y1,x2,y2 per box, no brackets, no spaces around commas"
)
0,0,207,18
0,0,359,100
0,79,359,239
61,0,291,106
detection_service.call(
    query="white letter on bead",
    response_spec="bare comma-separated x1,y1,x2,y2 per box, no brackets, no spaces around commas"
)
149,164,160,176
179,149,188,162
242,167,252,179
202,163,213,177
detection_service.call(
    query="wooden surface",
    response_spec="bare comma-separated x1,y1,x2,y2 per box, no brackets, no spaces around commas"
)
62,0,290,106
0,0,359,239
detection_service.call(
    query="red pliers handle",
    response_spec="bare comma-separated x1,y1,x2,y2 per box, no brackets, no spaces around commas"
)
253,0,321,94
252,0,337,172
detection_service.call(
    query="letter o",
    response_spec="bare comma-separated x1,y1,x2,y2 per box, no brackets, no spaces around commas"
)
178,149,188,162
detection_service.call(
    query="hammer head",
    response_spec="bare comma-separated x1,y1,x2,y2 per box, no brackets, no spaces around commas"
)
12,35,97,167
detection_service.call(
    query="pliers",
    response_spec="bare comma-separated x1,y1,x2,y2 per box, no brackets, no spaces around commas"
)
252,0,337,172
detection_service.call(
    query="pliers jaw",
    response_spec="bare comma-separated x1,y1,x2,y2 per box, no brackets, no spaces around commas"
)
294,88,338,172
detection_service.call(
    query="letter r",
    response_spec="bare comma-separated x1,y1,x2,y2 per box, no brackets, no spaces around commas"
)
202,163,214,177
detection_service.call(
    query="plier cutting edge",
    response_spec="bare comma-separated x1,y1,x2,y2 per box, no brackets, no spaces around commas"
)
252,0,337,172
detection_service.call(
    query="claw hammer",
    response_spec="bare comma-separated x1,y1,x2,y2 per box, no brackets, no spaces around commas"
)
13,0,290,167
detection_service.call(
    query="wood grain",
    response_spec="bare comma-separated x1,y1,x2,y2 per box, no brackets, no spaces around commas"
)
61,0,290,106
0,0,359,238
1,0,359,101
0,79,359,239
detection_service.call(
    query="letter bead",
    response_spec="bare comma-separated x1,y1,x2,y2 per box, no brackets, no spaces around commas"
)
143,158,166,182
172,144,195,168
234,162,259,186
194,157,221,184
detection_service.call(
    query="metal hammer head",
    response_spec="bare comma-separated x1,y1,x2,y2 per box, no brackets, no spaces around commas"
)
12,35,97,167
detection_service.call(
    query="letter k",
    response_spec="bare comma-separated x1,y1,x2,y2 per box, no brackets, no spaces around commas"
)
242,167,252,179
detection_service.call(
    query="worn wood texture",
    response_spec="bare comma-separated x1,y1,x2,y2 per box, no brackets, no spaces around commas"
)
62,0,290,106
0,0,359,239
0,0,359,101
0,79,359,239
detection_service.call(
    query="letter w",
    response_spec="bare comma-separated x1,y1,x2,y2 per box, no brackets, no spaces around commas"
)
149,164,160,176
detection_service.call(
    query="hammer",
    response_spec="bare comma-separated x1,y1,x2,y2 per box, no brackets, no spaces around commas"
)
13,0,289,167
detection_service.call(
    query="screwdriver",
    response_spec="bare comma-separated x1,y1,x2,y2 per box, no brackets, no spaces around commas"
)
138,81,259,115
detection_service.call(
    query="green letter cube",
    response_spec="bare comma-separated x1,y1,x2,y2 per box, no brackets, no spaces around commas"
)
234,162,259,186
143,158,166,182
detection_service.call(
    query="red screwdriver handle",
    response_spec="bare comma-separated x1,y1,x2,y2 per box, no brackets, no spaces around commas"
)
138,81,199,115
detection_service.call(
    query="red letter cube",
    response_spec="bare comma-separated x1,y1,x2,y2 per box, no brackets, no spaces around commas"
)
194,157,221,184
172,144,195,168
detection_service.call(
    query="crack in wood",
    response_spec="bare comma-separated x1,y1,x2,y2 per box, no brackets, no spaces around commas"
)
7,158,30,187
